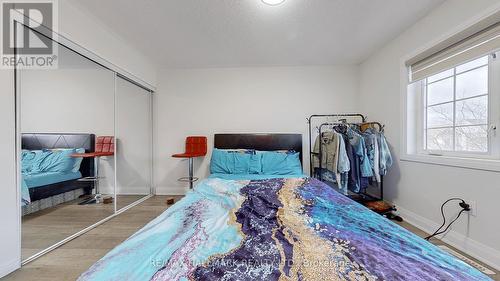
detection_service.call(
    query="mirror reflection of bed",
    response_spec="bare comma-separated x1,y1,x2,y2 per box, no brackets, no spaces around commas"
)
20,133,113,259
18,39,152,262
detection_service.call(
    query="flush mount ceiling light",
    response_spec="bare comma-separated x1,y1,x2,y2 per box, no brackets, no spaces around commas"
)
262,0,286,6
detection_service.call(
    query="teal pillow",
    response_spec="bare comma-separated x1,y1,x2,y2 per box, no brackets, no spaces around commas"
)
233,153,251,174
28,150,53,174
248,153,262,174
38,149,76,173
72,148,85,172
21,150,41,174
210,149,261,174
260,151,302,175
210,149,235,174
221,149,261,174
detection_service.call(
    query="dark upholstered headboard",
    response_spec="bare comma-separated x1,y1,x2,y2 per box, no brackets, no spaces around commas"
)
21,133,95,178
214,134,303,163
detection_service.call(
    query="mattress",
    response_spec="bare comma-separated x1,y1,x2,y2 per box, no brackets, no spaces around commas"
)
79,176,490,281
23,171,82,189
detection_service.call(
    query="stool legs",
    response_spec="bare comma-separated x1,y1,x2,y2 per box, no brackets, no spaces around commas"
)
94,157,102,203
79,157,102,205
188,158,194,189
176,157,199,189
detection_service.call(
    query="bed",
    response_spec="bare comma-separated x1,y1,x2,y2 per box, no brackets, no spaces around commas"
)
79,134,490,281
21,133,95,213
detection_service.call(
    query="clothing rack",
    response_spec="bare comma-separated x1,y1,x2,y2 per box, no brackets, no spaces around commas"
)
307,113,384,202
307,114,366,174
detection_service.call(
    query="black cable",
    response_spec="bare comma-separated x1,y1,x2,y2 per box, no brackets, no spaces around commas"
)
424,198,468,241
425,198,462,239
431,209,467,237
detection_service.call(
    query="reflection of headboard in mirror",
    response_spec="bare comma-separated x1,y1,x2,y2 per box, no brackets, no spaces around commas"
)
21,133,96,178
214,133,303,164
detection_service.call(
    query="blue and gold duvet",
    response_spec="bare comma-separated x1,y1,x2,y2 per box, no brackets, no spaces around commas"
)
79,177,490,281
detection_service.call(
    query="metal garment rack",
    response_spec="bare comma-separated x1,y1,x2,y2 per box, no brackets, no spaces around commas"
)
307,113,384,201
307,114,365,175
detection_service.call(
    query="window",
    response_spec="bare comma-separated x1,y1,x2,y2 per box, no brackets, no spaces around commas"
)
423,56,489,154
407,53,500,161
403,19,500,170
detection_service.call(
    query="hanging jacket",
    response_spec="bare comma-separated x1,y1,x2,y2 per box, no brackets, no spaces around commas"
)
373,134,380,181
336,132,350,191
363,128,381,182
346,128,373,178
312,131,339,174
345,140,360,193
378,133,393,175
336,132,350,173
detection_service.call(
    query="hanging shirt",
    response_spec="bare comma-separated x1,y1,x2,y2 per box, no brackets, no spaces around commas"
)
346,128,373,178
336,132,350,173
378,132,393,175
335,132,350,191
363,128,381,182
312,131,339,174
345,140,360,193
373,134,381,182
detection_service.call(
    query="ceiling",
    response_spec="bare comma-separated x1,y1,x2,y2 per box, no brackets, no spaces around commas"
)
71,0,445,68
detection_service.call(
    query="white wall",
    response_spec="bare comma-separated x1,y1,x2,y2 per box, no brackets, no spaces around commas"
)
359,0,500,270
155,65,359,195
0,1,156,277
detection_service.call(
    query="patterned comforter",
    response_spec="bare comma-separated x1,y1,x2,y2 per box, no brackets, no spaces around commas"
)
79,177,490,281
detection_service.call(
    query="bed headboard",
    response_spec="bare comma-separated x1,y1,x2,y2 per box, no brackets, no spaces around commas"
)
214,133,303,163
21,133,96,178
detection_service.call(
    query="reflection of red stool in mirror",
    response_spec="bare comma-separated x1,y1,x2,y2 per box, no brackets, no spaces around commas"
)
72,136,114,204
172,136,207,189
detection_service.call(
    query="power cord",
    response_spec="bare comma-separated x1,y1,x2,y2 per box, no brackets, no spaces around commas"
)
424,198,470,241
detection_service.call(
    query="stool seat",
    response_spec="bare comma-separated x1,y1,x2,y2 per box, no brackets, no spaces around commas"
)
172,136,207,189
172,152,206,158
71,152,114,158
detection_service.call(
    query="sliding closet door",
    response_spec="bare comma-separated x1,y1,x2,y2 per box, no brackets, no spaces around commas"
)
18,35,116,261
115,76,153,210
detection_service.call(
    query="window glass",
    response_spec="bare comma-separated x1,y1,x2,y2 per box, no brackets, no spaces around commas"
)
455,126,488,152
427,77,454,105
456,66,488,99
427,69,454,83
427,103,453,128
422,55,490,155
427,128,453,151
455,95,488,126
456,56,488,74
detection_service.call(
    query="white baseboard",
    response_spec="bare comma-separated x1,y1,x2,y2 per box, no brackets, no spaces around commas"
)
115,192,151,196
155,186,187,196
0,259,20,279
397,206,500,271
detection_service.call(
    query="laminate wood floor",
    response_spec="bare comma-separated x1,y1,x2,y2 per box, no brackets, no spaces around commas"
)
4,197,498,281
22,195,147,260
8,195,180,281
395,220,499,280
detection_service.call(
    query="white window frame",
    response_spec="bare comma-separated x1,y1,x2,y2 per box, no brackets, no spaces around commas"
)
414,55,499,160
401,55,500,173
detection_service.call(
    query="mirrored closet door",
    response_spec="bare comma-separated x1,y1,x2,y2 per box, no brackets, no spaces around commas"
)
16,24,154,263
18,39,116,261
115,76,153,210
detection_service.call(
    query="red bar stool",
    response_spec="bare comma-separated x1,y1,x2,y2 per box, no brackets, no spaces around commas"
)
72,136,114,204
172,136,207,189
